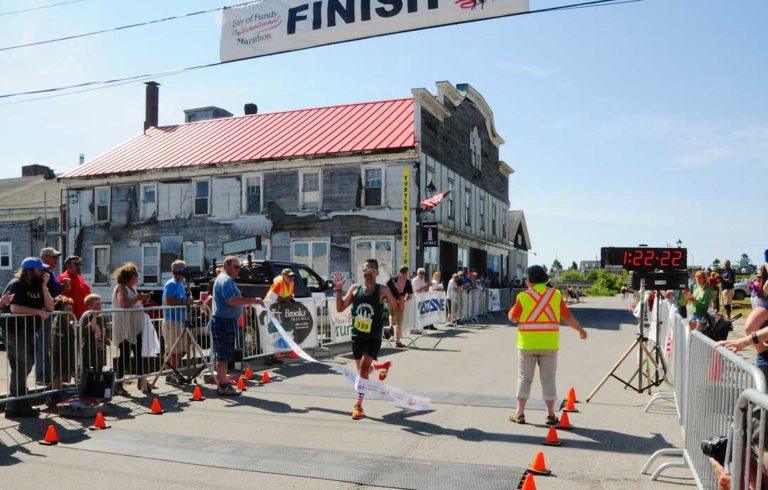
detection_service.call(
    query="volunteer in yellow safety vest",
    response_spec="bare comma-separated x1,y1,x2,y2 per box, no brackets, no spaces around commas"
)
507,265,587,425
266,268,295,303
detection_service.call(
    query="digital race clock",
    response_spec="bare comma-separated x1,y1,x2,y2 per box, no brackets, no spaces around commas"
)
601,247,687,271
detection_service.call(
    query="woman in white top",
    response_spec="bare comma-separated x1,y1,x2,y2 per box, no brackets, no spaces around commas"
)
430,271,445,292
111,263,151,396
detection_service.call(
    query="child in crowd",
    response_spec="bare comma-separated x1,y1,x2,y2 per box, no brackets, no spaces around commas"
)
81,294,108,376
50,295,76,390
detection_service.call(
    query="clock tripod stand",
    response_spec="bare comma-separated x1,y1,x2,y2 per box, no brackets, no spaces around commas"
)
586,278,667,402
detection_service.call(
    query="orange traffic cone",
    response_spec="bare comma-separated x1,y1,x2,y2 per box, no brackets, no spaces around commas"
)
558,411,574,430
244,367,254,380
708,353,723,381
543,426,561,447
191,385,205,401
150,398,165,415
567,387,578,403
236,376,247,391
529,451,551,476
89,412,111,430
261,371,271,384
520,472,537,490
562,392,578,413
39,424,59,445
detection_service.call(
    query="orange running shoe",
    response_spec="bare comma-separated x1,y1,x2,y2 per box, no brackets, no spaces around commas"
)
352,404,365,420
377,360,392,381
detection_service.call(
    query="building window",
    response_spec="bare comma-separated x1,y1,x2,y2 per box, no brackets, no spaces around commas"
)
183,241,204,272
352,237,394,284
464,187,471,226
363,167,384,207
193,179,210,216
300,170,321,211
95,187,110,222
93,245,110,285
140,183,157,219
242,174,262,214
291,239,330,279
492,205,497,236
425,164,435,195
470,127,482,171
0,242,11,270
458,247,469,272
502,212,507,239
141,243,160,285
447,179,455,219
479,195,485,231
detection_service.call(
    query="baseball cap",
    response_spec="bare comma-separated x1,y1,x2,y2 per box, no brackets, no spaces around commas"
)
526,265,549,285
40,247,62,258
21,257,48,270
281,268,295,276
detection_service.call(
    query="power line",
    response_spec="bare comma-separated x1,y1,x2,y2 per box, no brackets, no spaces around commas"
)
0,0,85,17
0,1,257,53
0,0,641,103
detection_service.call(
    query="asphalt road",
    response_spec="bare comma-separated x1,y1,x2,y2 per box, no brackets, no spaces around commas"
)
0,295,693,489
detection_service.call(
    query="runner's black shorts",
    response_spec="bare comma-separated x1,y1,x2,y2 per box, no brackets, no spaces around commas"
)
352,338,382,360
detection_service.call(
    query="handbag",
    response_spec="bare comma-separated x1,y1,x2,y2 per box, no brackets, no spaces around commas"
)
80,370,115,400
141,313,161,357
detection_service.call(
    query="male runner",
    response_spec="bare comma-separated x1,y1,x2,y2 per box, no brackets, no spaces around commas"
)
335,258,398,420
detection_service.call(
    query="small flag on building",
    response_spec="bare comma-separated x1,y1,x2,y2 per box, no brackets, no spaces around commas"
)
419,191,450,209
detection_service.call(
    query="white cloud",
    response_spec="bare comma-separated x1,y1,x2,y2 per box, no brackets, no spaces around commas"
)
493,61,559,79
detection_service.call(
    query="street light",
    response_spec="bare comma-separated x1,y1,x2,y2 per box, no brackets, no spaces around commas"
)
676,239,682,248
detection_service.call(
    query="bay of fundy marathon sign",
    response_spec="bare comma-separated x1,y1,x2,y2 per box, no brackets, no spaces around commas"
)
220,0,529,62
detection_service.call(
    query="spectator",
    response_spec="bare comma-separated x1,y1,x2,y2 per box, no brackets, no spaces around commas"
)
81,294,107,377
446,273,461,324
264,268,296,365
430,271,444,292
507,265,587,425
211,256,264,396
458,271,471,290
709,271,721,312
620,285,628,300
683,270,714,324
50,295,76,391
411,268,430,294
59,255,91,320
720,260,736,318
111,263,151,396
387,266,413,348
163,260,192,385
4,257,54,418
37,247,63,386
749,267,766,309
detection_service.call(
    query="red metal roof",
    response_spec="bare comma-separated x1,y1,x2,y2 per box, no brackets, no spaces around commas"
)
63,98,416,179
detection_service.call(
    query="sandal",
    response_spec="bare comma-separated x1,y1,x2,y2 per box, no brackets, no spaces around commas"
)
546,415,560,426
508,413,526,424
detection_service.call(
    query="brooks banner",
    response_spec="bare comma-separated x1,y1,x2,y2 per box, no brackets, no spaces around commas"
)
220,0,529,62
258,298,319,354
264,308,432,411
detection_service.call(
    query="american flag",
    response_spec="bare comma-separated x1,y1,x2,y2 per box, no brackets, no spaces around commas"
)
419,191,451,209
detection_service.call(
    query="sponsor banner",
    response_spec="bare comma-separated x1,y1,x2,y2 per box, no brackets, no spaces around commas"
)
220,0,529,63
413,291,446,328
488,289,501,311
265,308,432,411
330,303,354,343
423,222,438,248
258,297,319,354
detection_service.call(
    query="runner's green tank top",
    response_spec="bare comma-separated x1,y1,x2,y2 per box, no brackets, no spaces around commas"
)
351,284,383,340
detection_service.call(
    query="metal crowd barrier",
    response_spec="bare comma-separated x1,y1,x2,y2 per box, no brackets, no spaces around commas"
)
642,323,767,488
644,299,687,420
1,310,79,406
729,388,768,490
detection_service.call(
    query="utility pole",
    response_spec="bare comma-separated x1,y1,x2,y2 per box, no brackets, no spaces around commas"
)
43,191,48,247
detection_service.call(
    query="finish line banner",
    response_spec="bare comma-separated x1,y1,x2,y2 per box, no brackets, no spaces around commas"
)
220,0,529,62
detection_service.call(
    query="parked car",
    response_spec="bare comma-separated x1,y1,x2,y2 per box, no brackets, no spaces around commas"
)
733,281,749,301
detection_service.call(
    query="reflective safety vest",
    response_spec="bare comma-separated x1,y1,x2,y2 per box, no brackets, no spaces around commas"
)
265,276,294,302
516,285,562,350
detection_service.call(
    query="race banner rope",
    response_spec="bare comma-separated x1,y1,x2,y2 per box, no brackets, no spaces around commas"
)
264,308,432,412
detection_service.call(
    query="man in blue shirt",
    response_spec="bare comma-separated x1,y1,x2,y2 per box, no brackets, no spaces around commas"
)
163,260,191,385
211,256,264,396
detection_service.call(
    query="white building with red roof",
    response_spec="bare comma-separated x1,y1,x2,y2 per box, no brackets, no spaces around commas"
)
60,81,516,292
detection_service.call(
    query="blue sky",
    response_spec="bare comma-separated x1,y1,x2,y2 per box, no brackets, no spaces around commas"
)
1,0,765,270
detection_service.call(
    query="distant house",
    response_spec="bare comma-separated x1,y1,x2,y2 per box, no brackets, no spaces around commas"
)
507,210,530,282
59,81,518,296
0,165,63,286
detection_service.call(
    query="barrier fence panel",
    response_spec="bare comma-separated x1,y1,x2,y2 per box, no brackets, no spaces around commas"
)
729,388,768,490
1,310,79,407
